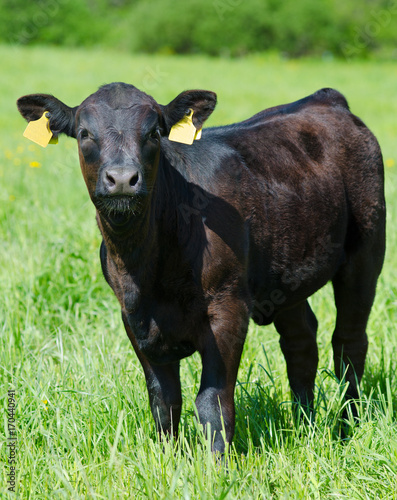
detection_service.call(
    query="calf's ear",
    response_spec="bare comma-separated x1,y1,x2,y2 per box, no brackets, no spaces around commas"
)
160,90,217,134
17,94,78,138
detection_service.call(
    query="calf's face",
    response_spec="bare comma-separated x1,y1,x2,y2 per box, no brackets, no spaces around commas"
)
17,83,216,222
76,86,163,220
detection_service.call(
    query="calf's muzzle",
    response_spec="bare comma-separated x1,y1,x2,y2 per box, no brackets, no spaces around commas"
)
103,167,141,196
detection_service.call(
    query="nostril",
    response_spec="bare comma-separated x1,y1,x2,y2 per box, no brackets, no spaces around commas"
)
106,171,116,186
130,172,139,187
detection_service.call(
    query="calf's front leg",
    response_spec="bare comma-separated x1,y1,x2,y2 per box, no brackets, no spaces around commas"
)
144,361,182,437
196,307,248,453
122,314,182,438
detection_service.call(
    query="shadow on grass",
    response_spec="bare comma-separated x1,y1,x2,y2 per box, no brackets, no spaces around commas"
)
233,374,293,454
232,376,354,455
232,351,377,454
174,346,397,456
361,346,397,418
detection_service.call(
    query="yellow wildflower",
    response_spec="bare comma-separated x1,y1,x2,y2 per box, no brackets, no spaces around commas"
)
29,161,41,168
386,158,395,168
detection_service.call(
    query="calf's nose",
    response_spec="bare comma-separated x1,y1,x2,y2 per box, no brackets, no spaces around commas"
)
103,168,141,195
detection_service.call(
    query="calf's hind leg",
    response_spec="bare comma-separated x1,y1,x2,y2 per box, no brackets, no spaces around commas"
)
274,300,318,419
331,245,384,418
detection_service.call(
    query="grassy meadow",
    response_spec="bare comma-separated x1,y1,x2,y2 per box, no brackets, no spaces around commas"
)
1,45,397,499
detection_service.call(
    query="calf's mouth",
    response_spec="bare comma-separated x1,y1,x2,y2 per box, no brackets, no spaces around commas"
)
93,194,143,224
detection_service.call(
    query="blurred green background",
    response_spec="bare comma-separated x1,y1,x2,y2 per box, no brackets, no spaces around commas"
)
1,0,396,59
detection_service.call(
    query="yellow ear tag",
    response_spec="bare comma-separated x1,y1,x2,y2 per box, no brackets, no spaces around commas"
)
23,111,57,148
194,127,202,140
168,109,198,145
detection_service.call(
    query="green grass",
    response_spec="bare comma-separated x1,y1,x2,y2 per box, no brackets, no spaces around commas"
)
1,45,397,499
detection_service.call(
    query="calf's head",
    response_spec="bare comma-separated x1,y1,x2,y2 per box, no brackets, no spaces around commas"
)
17,83,216,223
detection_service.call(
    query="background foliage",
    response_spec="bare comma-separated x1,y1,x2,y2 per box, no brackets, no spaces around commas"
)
0,0,397,58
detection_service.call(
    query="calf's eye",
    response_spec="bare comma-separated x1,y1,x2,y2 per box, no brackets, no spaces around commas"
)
80,129,90,140
148,128,160,141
